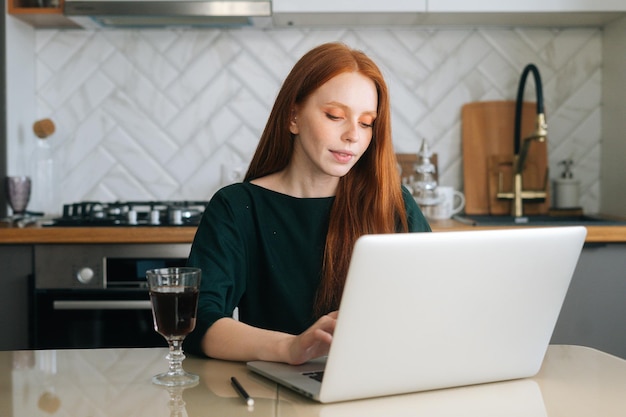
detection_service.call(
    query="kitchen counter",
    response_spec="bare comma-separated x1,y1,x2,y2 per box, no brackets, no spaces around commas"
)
2,221,626,243
429,219,626,243
1,345,625,417
0,225,198,243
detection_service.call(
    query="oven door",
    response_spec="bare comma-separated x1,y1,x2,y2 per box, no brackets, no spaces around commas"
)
32,243,191,349
32,288,166,349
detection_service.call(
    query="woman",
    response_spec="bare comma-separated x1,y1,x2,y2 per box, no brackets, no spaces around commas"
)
186,42,431,365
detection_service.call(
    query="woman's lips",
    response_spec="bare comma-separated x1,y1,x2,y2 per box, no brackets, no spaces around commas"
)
330,150,355,164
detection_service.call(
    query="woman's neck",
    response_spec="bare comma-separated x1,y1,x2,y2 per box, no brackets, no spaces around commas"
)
251,167,339,198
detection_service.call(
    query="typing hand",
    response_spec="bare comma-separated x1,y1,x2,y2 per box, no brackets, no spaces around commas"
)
287,311,338,365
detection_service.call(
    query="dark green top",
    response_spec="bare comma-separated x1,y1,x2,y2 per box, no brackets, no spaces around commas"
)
185,182,431,356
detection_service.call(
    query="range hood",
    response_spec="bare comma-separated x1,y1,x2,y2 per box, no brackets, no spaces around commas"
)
64,0,272,28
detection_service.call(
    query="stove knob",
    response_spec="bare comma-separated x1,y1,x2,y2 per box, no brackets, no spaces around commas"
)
150,209,160,225
127,209,138,225
170,209,183,225
76,267,95,284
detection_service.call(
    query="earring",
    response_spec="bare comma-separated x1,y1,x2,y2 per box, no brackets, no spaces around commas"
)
289,115,299,135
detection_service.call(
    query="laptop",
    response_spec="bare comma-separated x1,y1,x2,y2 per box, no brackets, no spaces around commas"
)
247,226,587,403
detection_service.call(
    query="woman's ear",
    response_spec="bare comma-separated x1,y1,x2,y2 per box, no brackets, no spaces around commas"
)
289,111,299,135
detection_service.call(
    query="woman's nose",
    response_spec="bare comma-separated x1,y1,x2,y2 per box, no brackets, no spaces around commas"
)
343,120,361,142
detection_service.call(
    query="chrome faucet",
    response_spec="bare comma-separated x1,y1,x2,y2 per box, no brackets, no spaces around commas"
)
497,63,548,217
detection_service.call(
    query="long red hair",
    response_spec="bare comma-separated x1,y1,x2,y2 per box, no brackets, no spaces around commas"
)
245,42,407,315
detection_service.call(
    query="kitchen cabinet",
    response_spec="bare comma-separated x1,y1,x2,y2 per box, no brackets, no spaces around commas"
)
428,0,626,12
271,0,427,26
0,245,32,350
272,0,625,27
7,0,81,28
272,0,427,13
551,243,626,359
423,0,626,26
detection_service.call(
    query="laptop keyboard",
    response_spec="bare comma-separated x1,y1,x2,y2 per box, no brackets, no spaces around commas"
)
302,371,324,382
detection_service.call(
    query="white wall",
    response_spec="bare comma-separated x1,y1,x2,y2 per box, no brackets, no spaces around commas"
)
6,24,606,214
6,16,36,176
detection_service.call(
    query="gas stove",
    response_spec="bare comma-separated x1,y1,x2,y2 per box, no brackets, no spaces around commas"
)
45,201,208,227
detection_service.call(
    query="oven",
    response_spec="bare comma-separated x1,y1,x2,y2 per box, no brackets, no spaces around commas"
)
32,243,193,349
30,200,206,349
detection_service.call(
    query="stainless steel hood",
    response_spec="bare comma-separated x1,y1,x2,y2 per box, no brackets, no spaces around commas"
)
64,0,272,28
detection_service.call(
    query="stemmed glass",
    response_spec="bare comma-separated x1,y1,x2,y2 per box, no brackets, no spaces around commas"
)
147,267,201,387
5,176,32,218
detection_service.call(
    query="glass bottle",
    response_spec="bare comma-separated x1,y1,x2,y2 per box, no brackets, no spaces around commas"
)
31,133,59,217
412,139,439,206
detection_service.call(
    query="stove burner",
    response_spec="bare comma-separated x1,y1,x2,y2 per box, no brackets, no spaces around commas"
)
46,201,208,227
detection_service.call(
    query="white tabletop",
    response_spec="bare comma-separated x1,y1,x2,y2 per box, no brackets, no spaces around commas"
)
1,345,624,417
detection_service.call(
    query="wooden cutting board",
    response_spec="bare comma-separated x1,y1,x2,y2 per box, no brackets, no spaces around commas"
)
462,101,550,215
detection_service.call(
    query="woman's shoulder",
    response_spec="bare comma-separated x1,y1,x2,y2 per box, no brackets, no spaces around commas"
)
214,181,289,201
401,184,418,208
401,185,432,232
215,181,292,199
212,181,330,206
213,181,253,197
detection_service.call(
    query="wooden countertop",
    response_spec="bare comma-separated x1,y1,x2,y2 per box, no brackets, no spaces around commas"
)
428,219,626,243
1,221,626,244
0,225,198,244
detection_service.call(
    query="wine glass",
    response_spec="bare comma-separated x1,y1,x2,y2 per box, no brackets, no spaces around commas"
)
5,176,32,218
147,267,201,387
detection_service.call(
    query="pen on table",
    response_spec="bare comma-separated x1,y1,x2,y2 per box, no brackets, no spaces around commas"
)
231,376,255,407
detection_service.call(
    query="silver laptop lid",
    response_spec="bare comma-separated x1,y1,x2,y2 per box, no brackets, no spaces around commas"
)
318,227,586,402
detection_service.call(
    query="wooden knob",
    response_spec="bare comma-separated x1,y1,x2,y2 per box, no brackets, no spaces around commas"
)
33,118,56,138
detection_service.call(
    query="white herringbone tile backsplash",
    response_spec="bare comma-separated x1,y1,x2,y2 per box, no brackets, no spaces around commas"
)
30,26,602,213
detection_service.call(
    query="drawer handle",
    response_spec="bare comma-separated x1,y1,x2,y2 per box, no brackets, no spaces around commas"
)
53,300,152,310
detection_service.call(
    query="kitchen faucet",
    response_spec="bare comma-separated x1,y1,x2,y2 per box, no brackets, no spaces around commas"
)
497,63,548,217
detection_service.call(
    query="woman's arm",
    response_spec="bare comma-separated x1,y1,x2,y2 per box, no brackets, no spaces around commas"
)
188,184,336,363
202,312,337,365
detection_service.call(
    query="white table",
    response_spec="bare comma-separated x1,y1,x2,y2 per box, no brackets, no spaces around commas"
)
1,345,624,416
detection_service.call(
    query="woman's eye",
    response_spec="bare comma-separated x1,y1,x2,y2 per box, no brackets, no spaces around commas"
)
326,113,342,121
359,118,374,128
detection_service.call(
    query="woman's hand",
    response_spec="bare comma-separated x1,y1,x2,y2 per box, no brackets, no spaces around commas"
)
202,312,338,364
285,311,338,365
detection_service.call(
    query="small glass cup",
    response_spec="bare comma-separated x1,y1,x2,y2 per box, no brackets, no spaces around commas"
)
6,176,32,217
147,267,201,387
